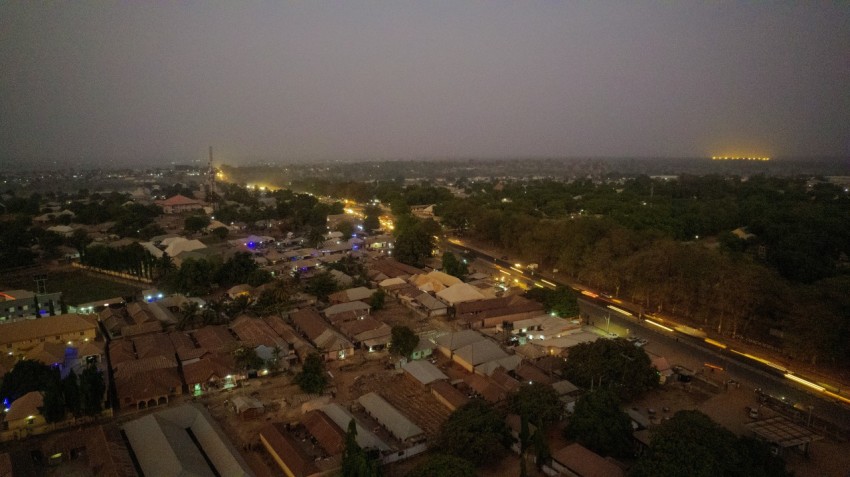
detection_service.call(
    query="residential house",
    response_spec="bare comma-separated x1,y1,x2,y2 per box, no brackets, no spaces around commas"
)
291,309,354,361
0,313,98,357
358,392,424,444
435,283,488,307
429,381,469,412
455,295,544,329
124,404,253,476
323,301,370,322
0,289,63,322
550,443,625,477
3,391,45,435
327,287,374,305
155,194,204,214
259,423,321,477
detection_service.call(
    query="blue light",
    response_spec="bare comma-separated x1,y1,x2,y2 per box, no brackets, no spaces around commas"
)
247,241,256,249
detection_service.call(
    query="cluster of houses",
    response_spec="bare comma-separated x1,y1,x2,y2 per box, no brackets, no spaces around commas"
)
0,190,636,476
255,253,620,476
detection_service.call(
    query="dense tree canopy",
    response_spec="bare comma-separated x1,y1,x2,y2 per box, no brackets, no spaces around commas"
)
565,390,633,458
393,219,435,267
435,399,512,466
295,353,328,395
524,286,579,318
389,326,419,359
429,175,850,367
184,214,211,234
441,252,468,279
562,338,659,402
630,410,789,477
508,382,563,428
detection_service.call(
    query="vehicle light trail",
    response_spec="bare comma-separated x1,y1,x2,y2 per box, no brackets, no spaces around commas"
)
645,319,673,332
784,374,826,392
704,338,727,349
730,350,788,373
607,305,632,317
581,290,598,298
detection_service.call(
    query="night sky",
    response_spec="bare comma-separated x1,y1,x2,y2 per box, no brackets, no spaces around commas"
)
1,2,848,167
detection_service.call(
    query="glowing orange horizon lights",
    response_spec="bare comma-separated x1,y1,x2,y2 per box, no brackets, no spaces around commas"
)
711,156,770,161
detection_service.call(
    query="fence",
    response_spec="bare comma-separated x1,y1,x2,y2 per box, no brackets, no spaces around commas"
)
71,262,152,284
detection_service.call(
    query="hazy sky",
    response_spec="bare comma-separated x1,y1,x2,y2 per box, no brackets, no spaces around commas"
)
2,2,848,166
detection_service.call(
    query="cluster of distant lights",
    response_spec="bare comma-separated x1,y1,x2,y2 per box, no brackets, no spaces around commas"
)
711,156,770,161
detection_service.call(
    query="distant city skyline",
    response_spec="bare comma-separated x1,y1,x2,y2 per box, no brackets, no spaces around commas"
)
1,2,848,167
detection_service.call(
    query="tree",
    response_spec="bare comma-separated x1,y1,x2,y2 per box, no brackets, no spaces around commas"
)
247,268,273,287
0,360,56,403
79,364,105,416
561,338,659,401
363,205,382,232
254,278,294,315
508,382,562,428
436,399,512,466
41,380,66,423
234,345,264,372
305,271,339,301
178,301,201,330
337,220,355,238
226,295,252,317
342,419,382,477
184,215,211,234
390,326,419,359
406,454,475,477
565,390,633,458
441,252,468,279
62,371,81,416
369,289,386,311
524,286,579,318
631,410,789,477
393,222,435,267
212,226,229,240
295,353,328,395
216,252,260,288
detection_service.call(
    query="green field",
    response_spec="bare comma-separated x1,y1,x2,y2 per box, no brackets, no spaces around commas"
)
1,270,145,306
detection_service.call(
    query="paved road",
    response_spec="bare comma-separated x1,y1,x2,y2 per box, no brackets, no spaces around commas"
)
580,298,850,435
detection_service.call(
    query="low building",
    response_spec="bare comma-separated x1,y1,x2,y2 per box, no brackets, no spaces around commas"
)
328,287,374,305
320,403,389,452
550,443,625,477
435,283,488,307
155,194,204,214
455,295,544,329
358,392,425,444
291,309,354,361
3,391,45,435
0,289,63,322
259,423,321,477
429,381,470,411
323,301,370,321
403,360,448,386
0,313,98,357
123,404,252,477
